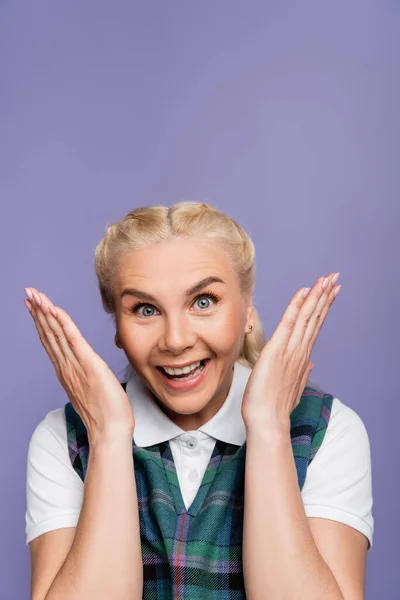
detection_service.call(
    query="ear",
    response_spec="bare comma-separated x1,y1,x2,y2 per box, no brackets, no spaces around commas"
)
244,301,254,333
115,334,122,349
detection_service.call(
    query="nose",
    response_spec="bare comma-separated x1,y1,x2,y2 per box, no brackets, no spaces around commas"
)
158,316,197,355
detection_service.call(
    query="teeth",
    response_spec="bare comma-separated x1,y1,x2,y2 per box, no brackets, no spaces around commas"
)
175,365,205,381
162,361,201,376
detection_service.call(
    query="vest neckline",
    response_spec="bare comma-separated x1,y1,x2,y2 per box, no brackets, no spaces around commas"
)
158,439,244,517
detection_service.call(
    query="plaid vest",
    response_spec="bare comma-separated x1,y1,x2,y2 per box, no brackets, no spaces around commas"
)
65,383,333,599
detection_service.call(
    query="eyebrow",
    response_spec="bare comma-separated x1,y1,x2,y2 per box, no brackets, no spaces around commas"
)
120,276,225,302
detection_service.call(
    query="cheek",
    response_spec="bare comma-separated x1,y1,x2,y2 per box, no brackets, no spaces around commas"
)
119,322,154,362
203,308,244,350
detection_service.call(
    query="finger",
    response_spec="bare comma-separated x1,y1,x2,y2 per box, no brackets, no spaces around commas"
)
268,286,314,351
28,287,96,368
51,306,100,367
29,291,66,370
44,302,99,369
25,297,61,372
287,273,334,353
301,278,340,346
299,275,336,350
29,289,81,370
306,283,340,349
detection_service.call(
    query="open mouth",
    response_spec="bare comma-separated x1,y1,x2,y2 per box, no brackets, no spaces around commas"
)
157,359,209,381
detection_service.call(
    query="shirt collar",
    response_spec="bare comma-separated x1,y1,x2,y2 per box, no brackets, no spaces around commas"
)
125,361,251,447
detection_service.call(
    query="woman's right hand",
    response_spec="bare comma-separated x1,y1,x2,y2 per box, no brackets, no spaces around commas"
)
24,287,135,445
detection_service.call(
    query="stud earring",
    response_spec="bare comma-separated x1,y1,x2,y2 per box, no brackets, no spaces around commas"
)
248,325,253,333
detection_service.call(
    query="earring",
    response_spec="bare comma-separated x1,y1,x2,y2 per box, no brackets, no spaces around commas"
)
247,325,253,333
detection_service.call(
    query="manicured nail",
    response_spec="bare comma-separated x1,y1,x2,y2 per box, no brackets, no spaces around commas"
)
334,285,341,296
332,272,340,285
322,277,330,289
33,293,41,306
24,298,32,312
303,287,311,298
24,287,33,300
49,306,58,318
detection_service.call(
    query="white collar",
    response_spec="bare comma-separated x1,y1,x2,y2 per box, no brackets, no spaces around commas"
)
125,361,252,447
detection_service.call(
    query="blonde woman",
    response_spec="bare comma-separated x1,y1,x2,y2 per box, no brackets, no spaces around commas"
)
25,202,373,599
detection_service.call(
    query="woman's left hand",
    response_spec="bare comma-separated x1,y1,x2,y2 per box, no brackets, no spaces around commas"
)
241,272,341,434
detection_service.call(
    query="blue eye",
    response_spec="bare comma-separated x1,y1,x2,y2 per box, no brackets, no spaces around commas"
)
132,304,157,317
131,292,220,317
194,293,220,310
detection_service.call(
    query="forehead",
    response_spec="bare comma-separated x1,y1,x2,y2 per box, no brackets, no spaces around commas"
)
116,238,237,292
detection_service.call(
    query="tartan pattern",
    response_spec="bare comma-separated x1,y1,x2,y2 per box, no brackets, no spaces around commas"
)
65,383,333,598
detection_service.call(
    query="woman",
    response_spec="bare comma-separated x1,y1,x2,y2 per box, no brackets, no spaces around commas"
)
25,201,373,599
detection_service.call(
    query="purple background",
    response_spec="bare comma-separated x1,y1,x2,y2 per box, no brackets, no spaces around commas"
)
2,1,398,597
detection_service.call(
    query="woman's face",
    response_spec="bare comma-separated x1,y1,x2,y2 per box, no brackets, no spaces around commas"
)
114,237,253,430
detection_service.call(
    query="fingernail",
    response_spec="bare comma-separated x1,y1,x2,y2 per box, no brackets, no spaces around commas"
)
49,306,58,318
33,293,41,306
332,272,340,285
24,298,32,312
334,285,342,296
24,287,33,300
303,287,311,298
322,277,330,289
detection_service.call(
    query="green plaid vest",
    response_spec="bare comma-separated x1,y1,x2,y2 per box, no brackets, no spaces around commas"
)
65,382,333,599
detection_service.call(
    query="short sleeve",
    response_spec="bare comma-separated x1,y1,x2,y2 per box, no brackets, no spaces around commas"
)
25,408,84,546
301,397,374,550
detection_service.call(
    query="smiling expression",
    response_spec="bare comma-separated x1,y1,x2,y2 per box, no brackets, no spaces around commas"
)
114,237,254,430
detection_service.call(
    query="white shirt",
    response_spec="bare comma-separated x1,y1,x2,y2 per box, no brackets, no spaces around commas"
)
25,362,374,549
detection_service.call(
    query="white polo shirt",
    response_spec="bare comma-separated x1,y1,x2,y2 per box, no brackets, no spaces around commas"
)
25,362,374,549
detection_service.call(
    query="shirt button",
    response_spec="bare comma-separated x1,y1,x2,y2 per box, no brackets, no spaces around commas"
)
187,437,197,449
189,470,198,482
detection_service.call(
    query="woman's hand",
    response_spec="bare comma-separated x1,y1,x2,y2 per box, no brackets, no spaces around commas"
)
241,273,341,434
24,287,135,445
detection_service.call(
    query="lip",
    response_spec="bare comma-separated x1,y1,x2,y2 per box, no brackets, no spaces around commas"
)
156,358,211,391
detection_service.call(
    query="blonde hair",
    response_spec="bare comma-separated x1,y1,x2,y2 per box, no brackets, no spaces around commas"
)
94,201,266,370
